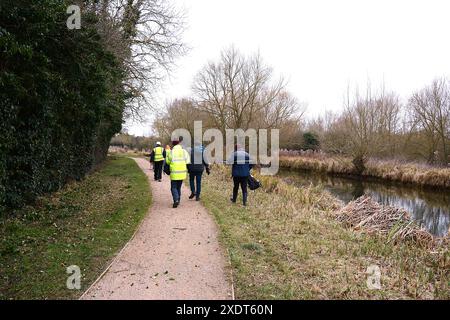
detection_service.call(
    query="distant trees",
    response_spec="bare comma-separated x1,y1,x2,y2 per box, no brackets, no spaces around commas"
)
408,78,450,165
151,44,448,170
305,79,450,169
155,67,449,170
153,47,304,146
337,88,401,172
110,134,156,151
153,98,212,142
192,47,302,133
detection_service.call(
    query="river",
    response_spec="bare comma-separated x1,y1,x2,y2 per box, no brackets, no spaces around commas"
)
278,169,450,237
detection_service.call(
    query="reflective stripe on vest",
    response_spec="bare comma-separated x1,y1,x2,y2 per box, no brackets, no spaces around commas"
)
153,146,164,162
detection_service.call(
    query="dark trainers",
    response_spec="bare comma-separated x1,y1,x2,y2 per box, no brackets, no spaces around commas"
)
173,201,179,208
230,197,236,203
189,193,195,199
195,197,200,201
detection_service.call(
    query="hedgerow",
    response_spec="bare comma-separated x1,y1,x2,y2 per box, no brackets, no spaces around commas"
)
0,1,125,211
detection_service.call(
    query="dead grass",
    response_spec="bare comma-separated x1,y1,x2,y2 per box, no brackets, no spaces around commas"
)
108,147,149,158
337,195,448,249
201,165,449,299
365,159,450,188
280,156,450,188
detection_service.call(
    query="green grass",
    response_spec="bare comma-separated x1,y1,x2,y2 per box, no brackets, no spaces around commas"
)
0,156,151,299
201,165,449,299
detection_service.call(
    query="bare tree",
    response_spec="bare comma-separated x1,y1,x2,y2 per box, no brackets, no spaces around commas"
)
330,84,402,172
153,98,211,142
192,47,300,132
408,78,450,164
374,90,402,156
83,0,186,120
258,90,305,129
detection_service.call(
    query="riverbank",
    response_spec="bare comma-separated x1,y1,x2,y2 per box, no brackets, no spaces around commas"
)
201,165,449,299
279,156,450,189
0,156,151,299
277,167,450,237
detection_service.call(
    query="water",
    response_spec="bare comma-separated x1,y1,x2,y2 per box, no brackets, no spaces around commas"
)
278,169,450,237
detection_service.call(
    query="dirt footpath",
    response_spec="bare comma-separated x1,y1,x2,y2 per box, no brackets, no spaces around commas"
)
81,157,232,300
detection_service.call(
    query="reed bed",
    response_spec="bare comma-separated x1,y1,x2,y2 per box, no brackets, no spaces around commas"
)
337,195,448,249
214,164,448,248
279,155,355,175
365,159,450,188
202,165,449,299
279,156,450,188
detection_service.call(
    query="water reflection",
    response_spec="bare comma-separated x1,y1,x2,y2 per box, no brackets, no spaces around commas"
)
279,169,450,237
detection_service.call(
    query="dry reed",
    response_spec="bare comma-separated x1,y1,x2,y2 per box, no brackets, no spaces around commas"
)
280,156,450,188
337,195,448,248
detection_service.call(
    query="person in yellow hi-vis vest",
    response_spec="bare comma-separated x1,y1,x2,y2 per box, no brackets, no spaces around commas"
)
150,141,165,182
165,137,190,208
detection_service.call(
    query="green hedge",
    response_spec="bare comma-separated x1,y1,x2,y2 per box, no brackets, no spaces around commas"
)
0,1,126,211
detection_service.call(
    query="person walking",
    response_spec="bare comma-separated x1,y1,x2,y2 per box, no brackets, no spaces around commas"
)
165,137,190,208
151,141,165,182
227,144,254,206
165,144,171,154
187,141,210,201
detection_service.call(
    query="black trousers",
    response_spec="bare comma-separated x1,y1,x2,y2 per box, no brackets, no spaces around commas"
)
154,161,163,180
232,176,248,205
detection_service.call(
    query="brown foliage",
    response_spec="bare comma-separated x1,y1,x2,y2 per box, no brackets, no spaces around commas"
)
337,195,448,248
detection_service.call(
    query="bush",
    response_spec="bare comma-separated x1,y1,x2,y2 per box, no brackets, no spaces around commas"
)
0,1,125,211
302,132,320,151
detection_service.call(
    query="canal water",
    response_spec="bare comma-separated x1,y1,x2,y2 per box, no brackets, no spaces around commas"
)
278,169,450,237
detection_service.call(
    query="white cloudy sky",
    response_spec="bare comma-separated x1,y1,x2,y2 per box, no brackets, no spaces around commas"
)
127,0,450,136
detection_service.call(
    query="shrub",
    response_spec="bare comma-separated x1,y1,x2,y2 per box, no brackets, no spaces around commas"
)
0,1,125,211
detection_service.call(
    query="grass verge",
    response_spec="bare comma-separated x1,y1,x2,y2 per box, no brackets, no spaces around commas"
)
201,165,449,299
0,156,151,299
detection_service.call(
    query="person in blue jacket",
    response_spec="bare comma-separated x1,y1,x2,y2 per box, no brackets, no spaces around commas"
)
187,141,210,201
226,144,254,206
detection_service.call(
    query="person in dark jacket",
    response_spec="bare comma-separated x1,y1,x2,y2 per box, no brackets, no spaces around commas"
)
150,141,166,182
227,144,254,206
187,141,210,201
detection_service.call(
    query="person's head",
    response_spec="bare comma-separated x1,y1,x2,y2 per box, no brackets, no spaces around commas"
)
172,137,180,146
234,143,243,151
165,145,171,150
156,141,161,146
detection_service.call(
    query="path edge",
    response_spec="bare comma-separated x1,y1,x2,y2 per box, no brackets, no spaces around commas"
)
80,156,236,300
79,157,151,300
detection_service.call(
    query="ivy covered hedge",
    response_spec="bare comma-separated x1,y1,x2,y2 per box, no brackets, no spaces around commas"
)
0,1,126,211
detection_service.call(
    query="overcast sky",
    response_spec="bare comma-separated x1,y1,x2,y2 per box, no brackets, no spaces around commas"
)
126,0,450,136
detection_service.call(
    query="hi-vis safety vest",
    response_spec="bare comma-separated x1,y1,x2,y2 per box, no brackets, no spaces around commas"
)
153,146,164,162
166,145,190,180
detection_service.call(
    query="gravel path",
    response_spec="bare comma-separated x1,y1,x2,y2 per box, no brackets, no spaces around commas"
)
81,157,232,300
